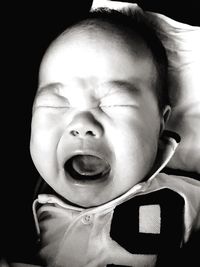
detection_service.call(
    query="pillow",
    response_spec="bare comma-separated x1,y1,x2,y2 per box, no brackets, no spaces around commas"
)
92,0,200,174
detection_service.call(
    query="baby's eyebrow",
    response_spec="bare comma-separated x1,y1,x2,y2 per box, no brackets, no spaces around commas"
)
37,83,62,94
100,80,140,96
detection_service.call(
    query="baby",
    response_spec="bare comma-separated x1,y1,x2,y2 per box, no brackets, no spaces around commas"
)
28,7,200,267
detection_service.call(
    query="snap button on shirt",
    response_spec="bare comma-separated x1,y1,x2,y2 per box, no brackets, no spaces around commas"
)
81,214,93,224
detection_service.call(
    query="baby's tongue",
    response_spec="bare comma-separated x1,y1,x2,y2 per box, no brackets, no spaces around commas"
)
71,155,108,176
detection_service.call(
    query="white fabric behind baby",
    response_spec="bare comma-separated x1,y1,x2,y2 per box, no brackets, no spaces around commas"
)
146,12,200,173
92,0,200,174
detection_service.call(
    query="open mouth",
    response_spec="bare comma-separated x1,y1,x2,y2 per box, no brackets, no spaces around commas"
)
64,155,111,182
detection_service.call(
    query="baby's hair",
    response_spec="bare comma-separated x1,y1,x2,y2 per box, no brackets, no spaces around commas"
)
61,7,169,112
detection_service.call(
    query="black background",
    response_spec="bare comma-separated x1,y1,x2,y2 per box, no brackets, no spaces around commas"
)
1,0,199,262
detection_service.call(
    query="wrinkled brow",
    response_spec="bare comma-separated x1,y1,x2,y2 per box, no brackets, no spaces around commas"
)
37,83,61,94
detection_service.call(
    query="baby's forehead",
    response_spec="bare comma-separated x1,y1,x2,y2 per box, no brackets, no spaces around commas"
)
38,16,156,92
43,17,153,72
39,17,152,72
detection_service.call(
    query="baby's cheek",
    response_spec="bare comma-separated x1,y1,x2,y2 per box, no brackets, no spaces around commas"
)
32,109,62,130
30,111,62,166
30,132,60,184
31,110,66,144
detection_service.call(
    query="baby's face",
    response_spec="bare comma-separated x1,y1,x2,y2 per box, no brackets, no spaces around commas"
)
30,24,163,207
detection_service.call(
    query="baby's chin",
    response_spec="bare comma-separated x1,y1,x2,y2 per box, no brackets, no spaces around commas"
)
68,193,113,208
60,173,115,208
57,172,137,209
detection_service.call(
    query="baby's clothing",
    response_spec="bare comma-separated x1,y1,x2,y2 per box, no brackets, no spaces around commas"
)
33,133,200,267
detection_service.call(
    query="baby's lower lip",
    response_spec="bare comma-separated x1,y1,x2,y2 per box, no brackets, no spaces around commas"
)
64,155,111,185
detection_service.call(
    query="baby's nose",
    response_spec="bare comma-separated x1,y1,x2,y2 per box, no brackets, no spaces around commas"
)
68,112,104,139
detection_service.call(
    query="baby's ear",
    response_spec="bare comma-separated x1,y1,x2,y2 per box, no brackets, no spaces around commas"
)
160,105,171,135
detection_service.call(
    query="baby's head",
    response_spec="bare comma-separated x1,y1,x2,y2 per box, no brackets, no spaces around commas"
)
30,9,170,207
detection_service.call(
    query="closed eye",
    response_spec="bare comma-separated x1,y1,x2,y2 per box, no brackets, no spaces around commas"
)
33,92,70,109
99,103,138,111
38,105,70,109
36,103,70,108
100,104,135,107
99,89,139,109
